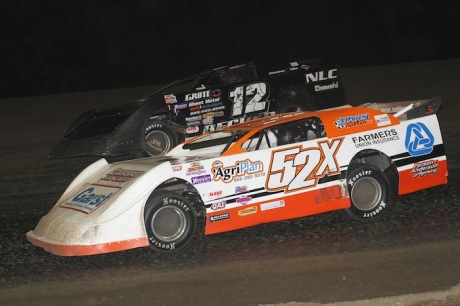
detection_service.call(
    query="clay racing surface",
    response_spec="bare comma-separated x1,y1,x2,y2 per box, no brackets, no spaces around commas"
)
0,60,459,305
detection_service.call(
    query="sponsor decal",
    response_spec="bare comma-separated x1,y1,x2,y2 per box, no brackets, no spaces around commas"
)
186,121,201,127
174,103,188,110
235,185,248,193
204,97,220,103
202,117,214,125
236,196,252,205
60,185,118,213
211,201,226,210
191,174,212,185
202,112,215,118
186,126,199,134
185,90,212,101
212,89,221,97
315,82,338,92
215,111,224,117
300,64,310,70
238,206,257,216
190,105,225,116
379,105,406,114
335,113,371,129
185,115,202,122
266,138,343,192
172,165,182,171
260,200,285,211
212,159,263,183
208,190,223,198
290,62,299,67
374,114,391,127
164,94,177,104
405,122,434,156
410,159,439,178
305,69,337,83
210,213,230,222
351,129,399,148
189,101,204,107
202,101,223,109
186,162,206,176
99,168,144,185
190,105,201,111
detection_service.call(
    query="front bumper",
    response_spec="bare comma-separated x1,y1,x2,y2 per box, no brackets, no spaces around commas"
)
26,231,148,256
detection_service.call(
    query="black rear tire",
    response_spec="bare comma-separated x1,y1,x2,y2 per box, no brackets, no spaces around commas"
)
144,120,178,156
144,191,196,252
340,164,391,221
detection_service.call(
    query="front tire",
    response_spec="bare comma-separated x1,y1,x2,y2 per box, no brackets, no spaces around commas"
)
340,165,391,221
144,191,196,252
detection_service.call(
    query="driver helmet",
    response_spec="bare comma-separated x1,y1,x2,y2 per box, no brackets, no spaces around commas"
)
277,126,300,146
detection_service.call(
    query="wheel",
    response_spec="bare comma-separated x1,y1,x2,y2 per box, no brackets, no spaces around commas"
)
144,120,178,156
144,191,196,252
340,164,391,221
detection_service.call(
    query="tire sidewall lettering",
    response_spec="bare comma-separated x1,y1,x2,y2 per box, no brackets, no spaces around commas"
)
162,197,190,212
145,123,164,133
348,169,372,188
362,201,387,218
144,192,196,252
342,164,391,222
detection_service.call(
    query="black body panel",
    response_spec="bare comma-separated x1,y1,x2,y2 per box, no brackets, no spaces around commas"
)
49,57,347,159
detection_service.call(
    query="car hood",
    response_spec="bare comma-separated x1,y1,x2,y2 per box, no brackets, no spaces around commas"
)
48,97,165,159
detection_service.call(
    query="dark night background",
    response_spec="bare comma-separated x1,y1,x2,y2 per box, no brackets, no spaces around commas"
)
1,0,458,99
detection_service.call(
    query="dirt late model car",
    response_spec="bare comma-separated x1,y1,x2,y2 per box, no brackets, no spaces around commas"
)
27,97,448,256
48,57,346,159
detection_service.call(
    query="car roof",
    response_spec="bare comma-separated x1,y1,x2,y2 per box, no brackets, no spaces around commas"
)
178,105,400,157
222,105,400,138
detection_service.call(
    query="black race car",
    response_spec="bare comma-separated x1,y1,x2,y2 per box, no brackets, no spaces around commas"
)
49,57,346,159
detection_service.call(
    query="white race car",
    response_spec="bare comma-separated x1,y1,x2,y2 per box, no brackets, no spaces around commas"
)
26,97,448,256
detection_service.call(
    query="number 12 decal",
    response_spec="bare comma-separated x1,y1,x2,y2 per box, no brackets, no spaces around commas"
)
229,82,269,117
266,138,343,192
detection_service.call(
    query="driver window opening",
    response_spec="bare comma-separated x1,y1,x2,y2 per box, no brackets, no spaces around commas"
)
243,117,326,151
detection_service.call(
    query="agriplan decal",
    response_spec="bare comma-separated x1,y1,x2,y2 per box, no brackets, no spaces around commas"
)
265,138,343,193
212,159,264,183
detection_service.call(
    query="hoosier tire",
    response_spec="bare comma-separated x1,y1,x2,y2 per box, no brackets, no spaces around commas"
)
144,121,178,156
340,164,391,221
144,191,196,252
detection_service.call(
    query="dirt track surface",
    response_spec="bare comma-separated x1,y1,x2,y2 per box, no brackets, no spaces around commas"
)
0,59,459,305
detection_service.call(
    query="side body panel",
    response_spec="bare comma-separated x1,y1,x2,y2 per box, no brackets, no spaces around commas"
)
183,137,352,235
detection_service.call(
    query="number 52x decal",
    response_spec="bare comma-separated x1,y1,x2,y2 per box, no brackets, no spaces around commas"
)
266,138,343,192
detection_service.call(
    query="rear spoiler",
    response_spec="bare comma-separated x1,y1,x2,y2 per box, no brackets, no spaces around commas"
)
359,97,442,120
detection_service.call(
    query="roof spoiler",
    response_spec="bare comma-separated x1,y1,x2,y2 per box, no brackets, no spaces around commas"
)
396,97,442,119
360,97,442,119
